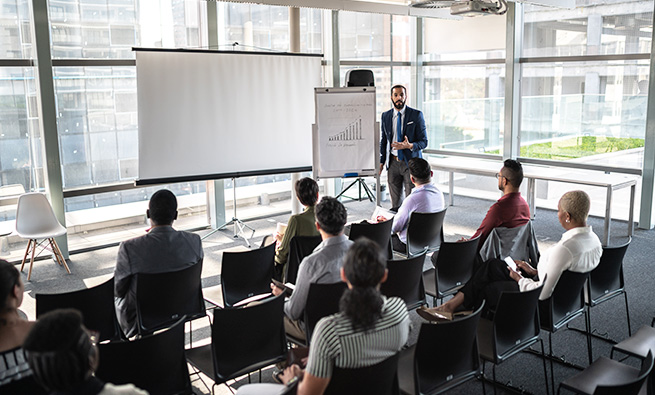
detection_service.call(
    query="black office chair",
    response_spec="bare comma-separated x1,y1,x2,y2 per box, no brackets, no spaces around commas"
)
186,294,287,392
477,285,549,395
326,354,400,395
423,237,480,305
305,282,348,344
405,209,446,258
36,277,124,342
398,302,484,395
96,317,191,395
571,239,632,343
558,351,653,395
221,243,275,308
381,252,427,310
349,219,393,259
285,235,322,285
134,260,205,337
538,270,592,390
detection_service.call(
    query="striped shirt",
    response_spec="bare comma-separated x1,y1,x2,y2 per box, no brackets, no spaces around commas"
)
0,346,32,386
306,296,410,379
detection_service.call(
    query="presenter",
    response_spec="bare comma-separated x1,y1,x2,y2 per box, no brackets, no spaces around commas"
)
379,85,428,210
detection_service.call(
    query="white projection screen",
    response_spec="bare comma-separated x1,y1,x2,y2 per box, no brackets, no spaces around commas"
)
135,49,323,185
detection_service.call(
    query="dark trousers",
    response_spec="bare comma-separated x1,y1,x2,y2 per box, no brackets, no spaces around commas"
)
387,156,413,210
460,258,519,312
391,234,407,254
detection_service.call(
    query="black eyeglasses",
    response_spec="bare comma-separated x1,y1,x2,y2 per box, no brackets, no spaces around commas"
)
495,173,505,180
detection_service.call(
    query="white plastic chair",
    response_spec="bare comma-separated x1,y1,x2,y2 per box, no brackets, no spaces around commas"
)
15,193,70,280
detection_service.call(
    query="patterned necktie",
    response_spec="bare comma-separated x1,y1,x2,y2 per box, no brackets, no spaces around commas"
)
396,111,404,160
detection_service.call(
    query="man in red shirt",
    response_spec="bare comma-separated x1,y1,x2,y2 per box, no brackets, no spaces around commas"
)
467,159,530,248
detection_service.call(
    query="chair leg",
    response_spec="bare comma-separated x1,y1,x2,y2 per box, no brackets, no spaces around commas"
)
624,291,632,337
50,238,71,274
585,309,593,365
27,238,37,281
541,339,551,395
20,239,32,272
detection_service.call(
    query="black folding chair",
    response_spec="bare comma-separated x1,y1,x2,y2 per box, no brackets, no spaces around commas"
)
381,252,427,310
134,260,205,338
477,285,549,395
349,219,393,259
405,209,446,258
36,277,124,342
570,239,632,344
558,351,653,395
305,282,348,344
538,271,592,390
186,294,287,392
96,317,191,395
326,354,400,395
285,235,322,284
398,302,484,395
221,243,275,308
423,237,480,305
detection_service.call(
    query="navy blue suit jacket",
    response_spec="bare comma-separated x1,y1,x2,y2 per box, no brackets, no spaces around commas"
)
380,106,428,168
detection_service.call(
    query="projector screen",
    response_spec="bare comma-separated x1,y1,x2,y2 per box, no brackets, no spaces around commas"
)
135,49,323,185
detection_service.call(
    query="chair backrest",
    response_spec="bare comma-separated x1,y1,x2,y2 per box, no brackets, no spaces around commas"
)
381,253,426,310
414,302,484,394
221,243,275,308
588,239,630,304
492,284,543,361
325,353,400,395
36,277,123,342
285,235,322,284
539,270,588,332
479,221,539,265
15,193,64,236
406,209,447,257
135,260,205,335
593,351,653,395
305,282,348,344
349,219,393,259
96,317,191,395
433,237,480,298
210,294,287,383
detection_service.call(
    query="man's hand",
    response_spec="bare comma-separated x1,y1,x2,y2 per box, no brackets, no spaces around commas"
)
270,282,284,296
280,364,304,385
507,266,523,282
515,260,537,277
391,136,413,150
379,163,384,175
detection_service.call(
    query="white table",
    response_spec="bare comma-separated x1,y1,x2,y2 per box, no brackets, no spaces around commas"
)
428,157,637,246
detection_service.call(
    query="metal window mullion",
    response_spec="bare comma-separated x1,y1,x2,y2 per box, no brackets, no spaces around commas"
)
638,11,655,230
503,2,523,160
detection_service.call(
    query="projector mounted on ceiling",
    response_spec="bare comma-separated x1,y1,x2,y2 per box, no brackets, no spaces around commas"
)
411,0,507,16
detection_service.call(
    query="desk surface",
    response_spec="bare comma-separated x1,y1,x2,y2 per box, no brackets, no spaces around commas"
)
428,157,638,188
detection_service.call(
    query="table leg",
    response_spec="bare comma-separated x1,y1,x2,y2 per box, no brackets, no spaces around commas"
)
628,184,635,238
527,178,536,219
604,186,612,246
449,171,454,206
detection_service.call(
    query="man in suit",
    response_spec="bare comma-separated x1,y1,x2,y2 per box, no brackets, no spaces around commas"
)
379,85,428,210
114,189,203,337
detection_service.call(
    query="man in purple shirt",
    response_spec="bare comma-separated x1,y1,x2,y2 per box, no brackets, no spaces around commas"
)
390,158,445,253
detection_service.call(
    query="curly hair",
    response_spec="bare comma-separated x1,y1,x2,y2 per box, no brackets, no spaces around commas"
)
315,197,347,236
295,177,319,207
339,239,386,331
23,309,96,392
0,259,19,311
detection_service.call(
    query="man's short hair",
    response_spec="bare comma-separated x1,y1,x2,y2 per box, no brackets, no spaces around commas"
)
315,197,347,236
149,189,177,225
295,177,319,207
502,159,523,188
408,158,431,184
390,84,406,95
23,309,95,391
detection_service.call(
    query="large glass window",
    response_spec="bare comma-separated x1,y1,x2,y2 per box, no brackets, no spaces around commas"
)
340,11,390,61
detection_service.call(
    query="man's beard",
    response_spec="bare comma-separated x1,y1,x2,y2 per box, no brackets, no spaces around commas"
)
393,100,405,110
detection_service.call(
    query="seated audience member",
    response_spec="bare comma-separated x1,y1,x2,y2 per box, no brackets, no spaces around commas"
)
420,190,602,319
0,260,35,387
388,157,444,254
464,159,531,249
114,189,203,337
271,196,353,342
239,239,410,395
23,309,148,395
273,177,320,280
